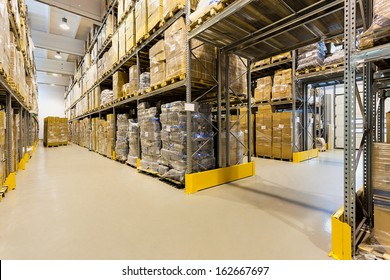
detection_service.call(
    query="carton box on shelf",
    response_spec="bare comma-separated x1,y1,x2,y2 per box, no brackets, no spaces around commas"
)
150,39,166,86
113,71,129,100
125,11,135,53
148,0,163,33
272,112,300,160
106,114,115,158
118,0,125,23
118,22,126,59
373,199,390,254
256,112,272,157
372,143,390,196
254,76,272,102
129,65,138,95
221,52,247,97
135,0,148,43
239,108,254,156
272,68,292,100
112,31,119,65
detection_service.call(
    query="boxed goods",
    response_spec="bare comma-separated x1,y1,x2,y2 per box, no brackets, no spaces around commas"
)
58,118,69,144
190,0,221,23
297,42,326,70
221,53,247,97
239,108,254,156
150,39,166,86
272,69,292,100
112,31,119,64
127,119,139,166
256,112,272,157
254,76,272,102
159,101,215,182
148,0,163,33
44,117,69,147
118,22,126,59
221,116,244,167
387,112,390,143
372,143,390,196
164,18,216,82
373,199,390,254
115,114,130,162
106,114,115,158
359,0,390,49
138,102,161,173
113,71,129,100
272,112,300,160
101,89,113,105
0,111,4,184
135,0,148,43
129,65,138,95
125,11,135,53
163,0,198,19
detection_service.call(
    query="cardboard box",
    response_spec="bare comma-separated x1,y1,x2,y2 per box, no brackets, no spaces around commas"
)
148,0,163,32
272,68,292,100
150,39,166,86
239,108,254,156
118,22,126,59
372,143,390,195
129,65,138,95
112,31,119,65
374,201,390,254
113,71,129,100
255,76,272,102
125,11,135,53
135,0,148,43
256,112,272,157
164,17,186,80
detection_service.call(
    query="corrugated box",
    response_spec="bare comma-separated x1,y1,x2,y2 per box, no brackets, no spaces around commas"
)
112,31,119,65
118,22,126,59
129,65,138,95
272,68,292,100
372,143,390,196
148,0,163,33
255,76,272,102
135,0,148,43
150,39,166,86
113,71,129,100
256,112,272,157
374,201,390,254
125,11,135,53
240,108,254,156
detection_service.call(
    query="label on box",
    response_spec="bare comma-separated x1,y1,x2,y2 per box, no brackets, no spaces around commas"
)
170,44,176,52
278,124,284,129
166,125,171,132
296,117,300,123
185,103,195,112
261,125,266,130
145,132,149,137
154,67,159,73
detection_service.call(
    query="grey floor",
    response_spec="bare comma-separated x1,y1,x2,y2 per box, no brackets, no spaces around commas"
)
0,143,353,260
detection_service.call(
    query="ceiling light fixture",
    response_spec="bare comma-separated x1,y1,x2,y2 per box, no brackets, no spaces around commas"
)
52,73,59,77
55,51,62,59
60,17,70,30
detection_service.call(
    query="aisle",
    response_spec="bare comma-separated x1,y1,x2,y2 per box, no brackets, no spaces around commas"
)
0,143,345,259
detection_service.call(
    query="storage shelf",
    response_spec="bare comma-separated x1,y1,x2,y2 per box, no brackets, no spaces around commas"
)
0,75,30,112
251,59,292,79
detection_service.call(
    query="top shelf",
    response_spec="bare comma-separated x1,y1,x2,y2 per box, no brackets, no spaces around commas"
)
189,0,357,60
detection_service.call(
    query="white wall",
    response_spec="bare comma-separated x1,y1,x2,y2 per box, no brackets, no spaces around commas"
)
38,84,66,139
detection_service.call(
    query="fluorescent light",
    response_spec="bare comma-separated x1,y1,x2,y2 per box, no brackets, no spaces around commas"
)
60,17,70,30
55,51,62,59
50,83,56,86
52,73,59,76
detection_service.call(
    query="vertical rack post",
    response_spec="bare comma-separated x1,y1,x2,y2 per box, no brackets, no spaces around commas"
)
89,115,92,151
313,86,317,148
6,93,13,175
217,49,222,168
225,53,230,167
19,108,23,158
246,58,252,162
186,0,193,174
377,91,385,142
344,0,357,255
303,84,308,151
292,50,297,152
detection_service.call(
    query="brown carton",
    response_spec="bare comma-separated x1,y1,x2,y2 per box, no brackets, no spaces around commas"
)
129,65,138,95
255,76,272,102
112,31,119,65
372,143,390,194
125,11,135,53
113,71,129,100
374,202,390,254
135,0,148,43
148,0,163,32
118,22,126,59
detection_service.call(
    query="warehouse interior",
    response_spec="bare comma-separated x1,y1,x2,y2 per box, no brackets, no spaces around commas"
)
0,0,389,260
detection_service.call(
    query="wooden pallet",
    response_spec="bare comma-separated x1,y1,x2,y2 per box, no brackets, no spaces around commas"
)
46,144,59,148
137,87,151,96
163,3,185,22
272,157,292,162
296,66,324,75
126,161,137,168
136,33,150,46
165,74,186,85
159,176,185,188
323,62,343,70
252,58,271,68
257,155,272,159
271,52,292,63
189,0,234,31
271,96,293,103
255,99,271,105
137,168,159,177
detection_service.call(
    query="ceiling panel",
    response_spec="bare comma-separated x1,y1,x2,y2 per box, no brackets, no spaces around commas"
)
25,0,49,32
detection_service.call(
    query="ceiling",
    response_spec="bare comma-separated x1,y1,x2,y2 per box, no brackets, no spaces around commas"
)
26,0,102,88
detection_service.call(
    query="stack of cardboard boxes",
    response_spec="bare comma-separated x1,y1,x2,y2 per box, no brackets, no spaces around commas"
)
272,69,292,101
113,71,129,100
44,117,69,147
254,76,272,103
150,40,166,87
135,0,148,43
272,112,300,160
0,111,5,184
256,105,273,157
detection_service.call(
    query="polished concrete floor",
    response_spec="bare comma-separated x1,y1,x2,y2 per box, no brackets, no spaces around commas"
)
0,143,354,259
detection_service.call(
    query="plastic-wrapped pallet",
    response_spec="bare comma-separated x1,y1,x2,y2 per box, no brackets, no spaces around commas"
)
296,42,326,70
272,69,292,100
272,112,301,160
101,89,113,106
359,0,390,50
115,114,129,162
129,65,138,95
150,39,166,87
254,76,272,102
139,72,150,91
323,48,344,66
221,117,244,167
189,0,222,23
159,101,215,183
106,114,115,158
138,102,161,173
127,119,139,166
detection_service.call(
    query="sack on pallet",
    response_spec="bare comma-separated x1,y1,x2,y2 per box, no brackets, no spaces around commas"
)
359,0,390,49
139,72,150,91
323,48,344,66
101,89,113,105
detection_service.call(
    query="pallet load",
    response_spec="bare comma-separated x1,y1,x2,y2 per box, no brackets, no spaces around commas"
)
323,48,344,66
125,11,135,53
272,69,292,101
189,0,223,24
135,0,148,43
148,0,163,33
164,17,216,82
138,102,161,173
12,112,19,172
44,117,69,147
149,39,166,87
239,108,254,156
127,119,139,166
222,116,244,167
115,114,129,162
128,65,138,96
272,112,301,160
106,114,115,158
0,1,11,78
359,0,390,49
297,42,326,71
97,119,107,155
371,143,390,254
101,89,114,106
254,76,272,103
91,118,98,151
256,106,273,158
271,51,291,63
118,22,126,60
221,53,247,98
113,71,129,100
139,72,150,92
